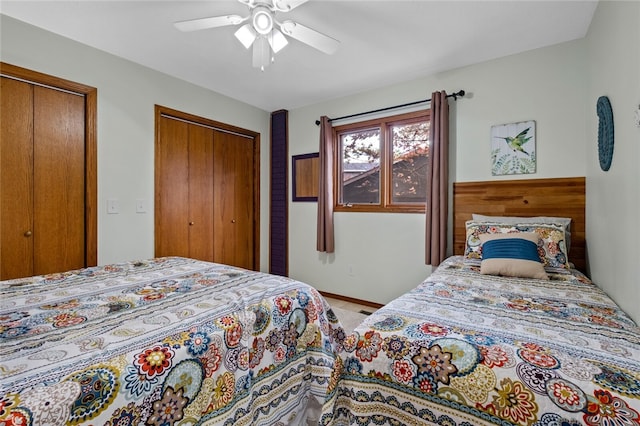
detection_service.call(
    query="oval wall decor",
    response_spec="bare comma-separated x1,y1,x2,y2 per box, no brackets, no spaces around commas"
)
596,96,614,171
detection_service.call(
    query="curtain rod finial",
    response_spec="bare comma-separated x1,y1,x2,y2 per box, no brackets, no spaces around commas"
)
315,119,321,126
452,90,465,100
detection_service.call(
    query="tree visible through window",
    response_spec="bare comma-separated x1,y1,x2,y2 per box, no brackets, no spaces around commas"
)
334,110,430,213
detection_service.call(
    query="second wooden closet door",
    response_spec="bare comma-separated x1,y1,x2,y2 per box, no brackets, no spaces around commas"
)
212,131,254,268
155,112,256,269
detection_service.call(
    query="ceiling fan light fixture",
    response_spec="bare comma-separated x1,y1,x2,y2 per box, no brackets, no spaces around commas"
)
252,6,273,35
252,35,271,71
235,23,257,49
268,28,288,53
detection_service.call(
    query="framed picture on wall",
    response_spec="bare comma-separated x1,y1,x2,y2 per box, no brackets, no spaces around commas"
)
292,152,319,201
491,120,536,175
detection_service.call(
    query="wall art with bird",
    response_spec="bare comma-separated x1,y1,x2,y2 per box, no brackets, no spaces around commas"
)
491,120,536,175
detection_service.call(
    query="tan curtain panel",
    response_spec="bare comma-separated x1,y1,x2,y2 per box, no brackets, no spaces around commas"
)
317,116,335,253
425,91,449,266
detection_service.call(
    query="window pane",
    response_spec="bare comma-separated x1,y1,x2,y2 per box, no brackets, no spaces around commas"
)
340,128,381,204
391,121,430,203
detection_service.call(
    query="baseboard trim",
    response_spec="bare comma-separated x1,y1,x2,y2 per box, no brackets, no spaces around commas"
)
319,291,384,309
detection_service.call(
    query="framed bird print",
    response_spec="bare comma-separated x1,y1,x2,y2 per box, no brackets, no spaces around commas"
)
490,120,536,175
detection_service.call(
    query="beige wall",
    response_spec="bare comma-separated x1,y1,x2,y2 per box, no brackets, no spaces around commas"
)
585,1,640,323
0,15,272,270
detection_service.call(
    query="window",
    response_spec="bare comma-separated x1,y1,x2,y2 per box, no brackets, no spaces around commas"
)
334,110,430,213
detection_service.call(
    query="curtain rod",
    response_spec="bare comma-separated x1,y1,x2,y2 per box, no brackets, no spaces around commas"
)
314,89,465,126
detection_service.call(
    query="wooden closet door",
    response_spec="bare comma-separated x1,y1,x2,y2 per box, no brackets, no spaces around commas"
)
33,86,86,275
213,131,255,269
155,105,259,270
0,63,97,280
155,116,190,258
0,77,34,279
188,124,215,261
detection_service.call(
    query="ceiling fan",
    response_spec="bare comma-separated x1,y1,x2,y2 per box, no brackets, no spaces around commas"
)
174,0,340,71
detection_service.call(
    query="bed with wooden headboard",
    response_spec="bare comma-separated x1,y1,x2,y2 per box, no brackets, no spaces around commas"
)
332,175,640,426
453,176,586,272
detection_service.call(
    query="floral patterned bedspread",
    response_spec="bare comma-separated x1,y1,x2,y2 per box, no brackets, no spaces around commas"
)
0,257,345,426
330,256,640,426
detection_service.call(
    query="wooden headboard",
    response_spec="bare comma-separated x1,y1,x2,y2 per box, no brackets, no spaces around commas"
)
453,177,586,272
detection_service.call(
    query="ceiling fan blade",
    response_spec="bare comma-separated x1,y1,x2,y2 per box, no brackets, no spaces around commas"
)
273,0,309,12
174,15,245,32
279,20,340,55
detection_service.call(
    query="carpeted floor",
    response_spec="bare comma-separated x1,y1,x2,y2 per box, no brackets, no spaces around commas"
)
330,306,371,334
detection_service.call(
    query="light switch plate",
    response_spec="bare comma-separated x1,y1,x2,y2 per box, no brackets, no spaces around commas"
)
136,199,147,213
107,199,119,214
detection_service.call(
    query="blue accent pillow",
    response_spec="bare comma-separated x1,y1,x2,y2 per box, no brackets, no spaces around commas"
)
479,233,549,280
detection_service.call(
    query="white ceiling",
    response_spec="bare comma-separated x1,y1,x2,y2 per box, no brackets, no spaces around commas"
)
1,0,598,112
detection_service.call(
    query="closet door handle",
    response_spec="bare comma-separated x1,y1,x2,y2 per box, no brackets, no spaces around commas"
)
24,230,32,237
189,222,195,226
231,219,236,224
